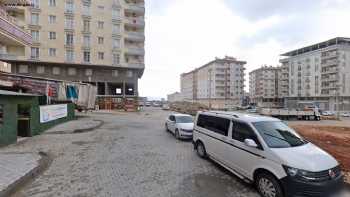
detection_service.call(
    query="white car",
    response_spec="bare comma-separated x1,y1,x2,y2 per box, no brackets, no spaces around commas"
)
165,114,194,139
342,112,350,117
193,111,343,197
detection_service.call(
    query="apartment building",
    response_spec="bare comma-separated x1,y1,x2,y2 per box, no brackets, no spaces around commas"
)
167,92,183,103
249,66,282,108
280,37,350,111
0,0,32,72
0,0,145,97
180,56,246,109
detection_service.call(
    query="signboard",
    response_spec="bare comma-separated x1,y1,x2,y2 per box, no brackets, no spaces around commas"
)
40,104,67,123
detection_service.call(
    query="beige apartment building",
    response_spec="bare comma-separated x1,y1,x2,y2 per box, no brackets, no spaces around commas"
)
280,37,350,111
0,0,145,97
249,66,283,108
180,56,246,109
0,0,32,73
167,92,183,103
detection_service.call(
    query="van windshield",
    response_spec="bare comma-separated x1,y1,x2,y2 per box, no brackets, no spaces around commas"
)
253,121,308,148
175,116,193,123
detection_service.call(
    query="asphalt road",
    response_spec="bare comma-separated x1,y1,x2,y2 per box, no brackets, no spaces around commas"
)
6,107,259,197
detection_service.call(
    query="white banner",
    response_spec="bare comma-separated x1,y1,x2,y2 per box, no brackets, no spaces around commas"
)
40,104,68,123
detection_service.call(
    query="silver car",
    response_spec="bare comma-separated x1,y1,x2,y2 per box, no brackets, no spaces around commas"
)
165,114,194,139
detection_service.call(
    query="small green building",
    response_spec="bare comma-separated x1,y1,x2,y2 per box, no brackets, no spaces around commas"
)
0,90,75,146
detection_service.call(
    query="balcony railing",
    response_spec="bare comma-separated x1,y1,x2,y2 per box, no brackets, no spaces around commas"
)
0,53,17,60
124,17,145,26
125,31,145,41
0,6,32,45
124,3,145,13
125,47,145,55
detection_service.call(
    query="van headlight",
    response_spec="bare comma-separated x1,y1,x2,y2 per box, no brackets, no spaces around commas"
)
283,165,317,181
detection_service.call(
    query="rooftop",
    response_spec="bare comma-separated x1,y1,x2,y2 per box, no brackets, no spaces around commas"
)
281,37,350,57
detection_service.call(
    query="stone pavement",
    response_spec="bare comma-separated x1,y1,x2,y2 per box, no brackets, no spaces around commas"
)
45,116,103,134
0,153,42,197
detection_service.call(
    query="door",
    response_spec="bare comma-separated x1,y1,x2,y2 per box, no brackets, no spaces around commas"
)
196,114,230,163
227,121,264,178
167,115,176,133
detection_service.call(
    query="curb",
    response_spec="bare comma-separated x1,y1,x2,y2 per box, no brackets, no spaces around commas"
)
0,152,52,197
45,119,104,135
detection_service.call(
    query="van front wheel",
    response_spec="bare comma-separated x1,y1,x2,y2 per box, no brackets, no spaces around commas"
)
196,141,207,158
256,173,283,197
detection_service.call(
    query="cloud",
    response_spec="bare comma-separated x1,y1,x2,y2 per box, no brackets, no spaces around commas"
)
139,0,350,98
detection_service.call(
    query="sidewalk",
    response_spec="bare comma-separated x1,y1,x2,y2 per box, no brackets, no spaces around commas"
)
45,117,104,134
0,153,45,197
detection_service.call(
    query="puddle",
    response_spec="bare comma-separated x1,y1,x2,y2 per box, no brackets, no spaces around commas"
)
172,173,257,197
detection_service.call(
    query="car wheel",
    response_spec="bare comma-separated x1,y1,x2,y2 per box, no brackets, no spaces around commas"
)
175,129,180,140
256,173,283,197
196,141,207,158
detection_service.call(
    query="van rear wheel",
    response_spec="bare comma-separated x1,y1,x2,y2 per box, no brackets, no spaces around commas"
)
196,141,207,158
256,172,283,197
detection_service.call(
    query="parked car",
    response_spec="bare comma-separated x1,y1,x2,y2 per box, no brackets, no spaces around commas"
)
162,104,170,110
246,108,257,113
145,102,151,107
193,111,343,197
322,111,335,116
165,114,194,139
341,112,350,117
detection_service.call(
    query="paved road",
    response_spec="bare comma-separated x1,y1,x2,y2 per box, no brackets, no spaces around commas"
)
6,107,259,197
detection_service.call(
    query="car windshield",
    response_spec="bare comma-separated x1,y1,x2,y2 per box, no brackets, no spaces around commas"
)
253,121,308,148
175,116,193,123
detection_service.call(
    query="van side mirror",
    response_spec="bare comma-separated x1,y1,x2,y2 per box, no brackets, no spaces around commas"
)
244,139,258,148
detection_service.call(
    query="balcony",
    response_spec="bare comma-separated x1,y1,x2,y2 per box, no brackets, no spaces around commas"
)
321,68,339,74
124,3,145,13
0,53,17,60
0,6,32,46
125,46,145,55
125,31,145,41
127,62,144,68
321,59,338,67
124,17,145,27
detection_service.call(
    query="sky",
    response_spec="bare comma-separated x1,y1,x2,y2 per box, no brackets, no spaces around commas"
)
139,0,350,100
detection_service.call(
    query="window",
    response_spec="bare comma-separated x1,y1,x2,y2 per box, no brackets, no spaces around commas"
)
112,70,118,77
197,114,230,136
65,1,74,13
49,0,56,7
83,51,90,62
36,66,45,74
83,20,90,32
169,115,175,121
65,18,74,29
85,69,93,76
31,0,39,8
127,70,133,77
49,15,56,24
19,65,29,73
113,54,120,65
113,39,120,48
98,5,104,10
112,9,120,19
83,35,90,47
112,24,120,34
52,67,60,75
49,31,56,40
98,52,104,60
98,21,104,29
31,13,39,25
68,67,76,76
31,30,39,42
65,33,74,45
232,121,258,143
82,4,90,16
98,37,104,44
30,47,39,59
48,48,56,57
65,50,74,62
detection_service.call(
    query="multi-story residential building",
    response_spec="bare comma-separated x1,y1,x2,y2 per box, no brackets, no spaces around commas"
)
249,66,282,108
0,0,32,72
167,92,183,103
0,0,145,97
280,37,350,111
180,56,246,109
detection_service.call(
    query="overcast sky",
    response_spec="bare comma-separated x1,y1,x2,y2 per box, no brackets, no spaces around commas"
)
139,0,350,99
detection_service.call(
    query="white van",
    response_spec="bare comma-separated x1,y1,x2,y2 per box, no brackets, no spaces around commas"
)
193,111,344,197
